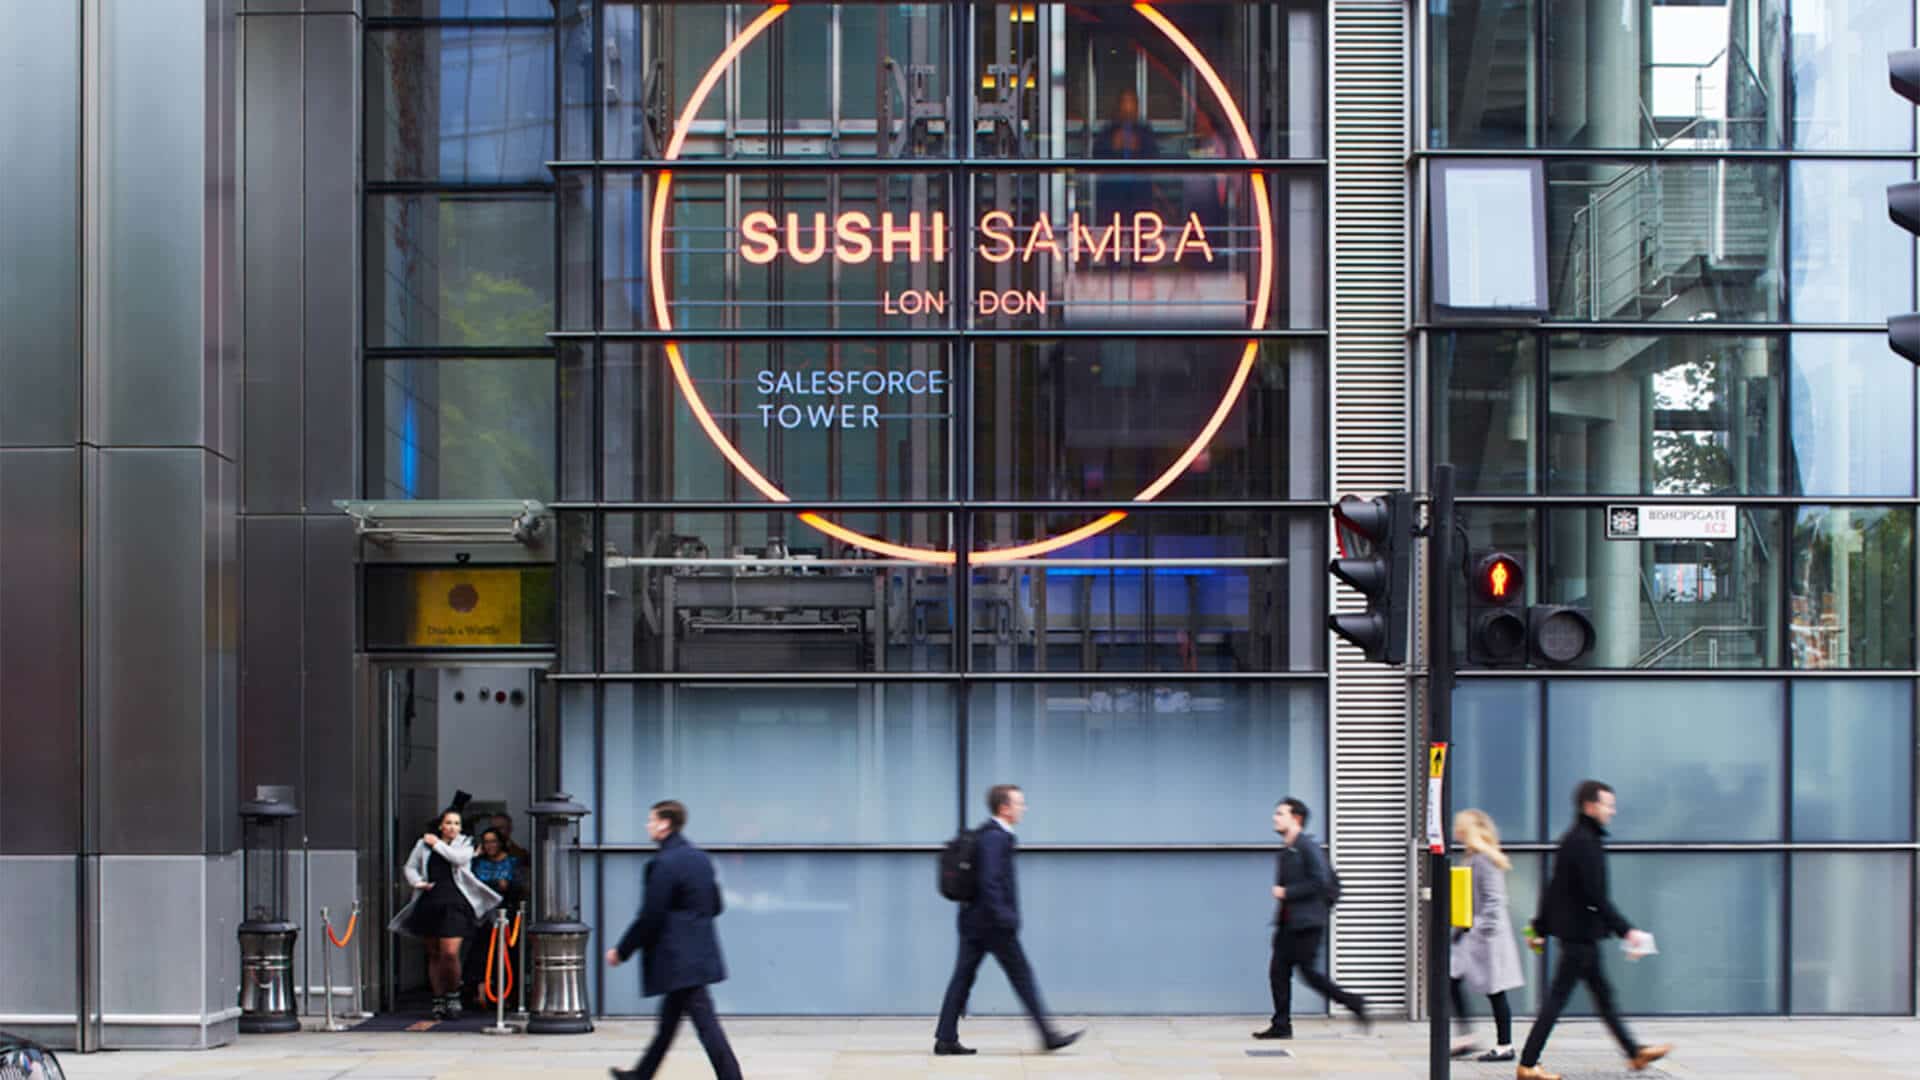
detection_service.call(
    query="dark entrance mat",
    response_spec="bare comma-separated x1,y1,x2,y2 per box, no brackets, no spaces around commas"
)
347,1011,512,1034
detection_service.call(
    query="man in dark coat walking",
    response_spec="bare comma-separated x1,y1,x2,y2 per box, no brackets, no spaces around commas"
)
1516,780,1671,1080
605,800,741,1080
1254,797,1369,1039
933,784,1084,1056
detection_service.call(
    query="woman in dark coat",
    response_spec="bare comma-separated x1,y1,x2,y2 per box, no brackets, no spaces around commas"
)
388,792,501,1019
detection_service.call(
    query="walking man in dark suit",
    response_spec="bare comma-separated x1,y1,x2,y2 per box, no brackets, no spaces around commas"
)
1254,797,1369,1039
934,784,1084,1056
605,800,741,1080
1517,781,1671,1080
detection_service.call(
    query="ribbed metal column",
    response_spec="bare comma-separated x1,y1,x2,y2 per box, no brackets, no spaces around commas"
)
1327,0,1413,1017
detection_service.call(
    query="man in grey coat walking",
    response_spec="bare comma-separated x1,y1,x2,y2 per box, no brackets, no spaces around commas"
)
1253,798,1369,1039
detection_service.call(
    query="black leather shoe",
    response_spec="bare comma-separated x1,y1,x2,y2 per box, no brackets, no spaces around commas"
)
1044,1029,1084,1052
1352,998,1373,1034
933,1041,977,1056
1252,1025,1293,1040
609,1070,641,1080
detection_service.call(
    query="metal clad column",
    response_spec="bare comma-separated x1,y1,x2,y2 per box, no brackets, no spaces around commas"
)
1328,0,1412,1015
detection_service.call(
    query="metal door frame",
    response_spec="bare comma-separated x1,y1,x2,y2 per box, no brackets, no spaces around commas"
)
355,652,556,1014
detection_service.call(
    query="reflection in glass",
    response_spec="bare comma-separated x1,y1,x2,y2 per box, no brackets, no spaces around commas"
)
967,512,1325,673
1546,335,1782,495
599,341,953,504
1790,853,1915,1013
1788,336,1916,496
599,683,957,842
1791,681,1914,841
1790,507,1915,670
1452,682,1543,843
1433,332,1536,494
973,341,1323,502
601,512,957,673
1547,681,1784,840
366,27,555,183
966,681,1325,843
1546,508,1782,668
1429,0,1537,148
367,195,555,348
1562,854,1783,1014
1789,163,1916,324
1790,0,1917,150
366,357,556,499
1548,0,1782,150
1548,162,1781,322
595,852,955,1014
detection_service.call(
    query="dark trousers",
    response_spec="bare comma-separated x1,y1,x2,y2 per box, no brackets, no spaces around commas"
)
1450,978,1513,1046
631,986,741,1080
1269,926,1365,1026
1520,941,1639,1067
935,929,1052,1042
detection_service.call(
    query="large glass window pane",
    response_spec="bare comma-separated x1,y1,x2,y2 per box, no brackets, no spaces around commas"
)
1547,335,1783,496
966,681,1325,844
1547,680,1784,841
1433,332,1536,494
594,852,954,1015
1429,0,1537,148
1790,507,1916,670
1542,0,1784,149
971,853,1292,1013
1561,854,1783,1014
972,341,1324,502
367,357,556,499
1790,853,1914,1013
1788,336,1916,497
1790,0,1918,151
1453,682,1543,843
1548,162,1782,322
1546,508,1783,669
367,27,555,183
372,1,555,14
1791,680,1914,841
599,340,953,504
600,511,957,673
367,194,555,348
599,683,957,844
966,511,1326,673
1789,163,1916,324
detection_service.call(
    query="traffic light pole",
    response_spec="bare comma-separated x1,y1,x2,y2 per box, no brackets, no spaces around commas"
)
1427,463,1456,1080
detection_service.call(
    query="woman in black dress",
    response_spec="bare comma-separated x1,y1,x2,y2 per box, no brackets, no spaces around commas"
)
389,792,501,1019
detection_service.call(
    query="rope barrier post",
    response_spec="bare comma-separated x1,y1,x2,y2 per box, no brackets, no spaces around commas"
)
481,906,517,1036
343,901,371,1020
512,901,529,1022
318,906,349,1032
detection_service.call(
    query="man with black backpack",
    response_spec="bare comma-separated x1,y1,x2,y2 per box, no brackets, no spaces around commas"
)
933,784,1084,1056
1254,797,1370,1040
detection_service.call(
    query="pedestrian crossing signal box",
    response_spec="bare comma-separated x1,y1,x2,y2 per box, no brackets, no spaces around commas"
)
1450,866,1473,929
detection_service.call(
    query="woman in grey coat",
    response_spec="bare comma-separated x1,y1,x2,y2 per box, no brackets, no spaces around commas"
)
1450,809,1526,1062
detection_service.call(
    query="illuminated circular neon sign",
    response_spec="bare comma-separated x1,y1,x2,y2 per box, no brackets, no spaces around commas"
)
648,2,1273,565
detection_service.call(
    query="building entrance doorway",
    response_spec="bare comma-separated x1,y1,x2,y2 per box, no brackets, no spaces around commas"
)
365,661,555,1018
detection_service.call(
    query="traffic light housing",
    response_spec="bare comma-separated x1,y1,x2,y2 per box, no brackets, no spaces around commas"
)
1527,605,1596,667
1466,551,1527,666
1890,49,1920,363
1327,491,1413,665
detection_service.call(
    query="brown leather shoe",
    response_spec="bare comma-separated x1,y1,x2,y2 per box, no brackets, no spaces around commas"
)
1515,1066,1563,1080
1629,1044,1672,1071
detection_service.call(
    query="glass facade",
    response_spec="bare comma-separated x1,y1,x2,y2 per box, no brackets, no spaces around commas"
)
371,0,1331,1015
1429,0,1920,1015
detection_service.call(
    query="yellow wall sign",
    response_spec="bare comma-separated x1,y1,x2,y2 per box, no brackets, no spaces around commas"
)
409,569,523,647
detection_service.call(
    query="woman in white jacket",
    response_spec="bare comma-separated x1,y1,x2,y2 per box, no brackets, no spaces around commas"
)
389,792,500,1019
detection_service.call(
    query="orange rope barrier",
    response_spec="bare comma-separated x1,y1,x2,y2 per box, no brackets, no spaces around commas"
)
482,922,513,1003
507,911,522,948
325,910,357,948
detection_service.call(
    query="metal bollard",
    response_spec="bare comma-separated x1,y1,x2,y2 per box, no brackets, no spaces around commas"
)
343,901,372,1020
318,907,349,1032
512,901,529,1022
481,907,518,1036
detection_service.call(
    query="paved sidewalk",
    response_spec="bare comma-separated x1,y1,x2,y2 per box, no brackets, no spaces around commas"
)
52,1016,1920,1079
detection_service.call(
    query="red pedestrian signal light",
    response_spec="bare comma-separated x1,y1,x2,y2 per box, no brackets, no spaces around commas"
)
1473,553,1524,603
